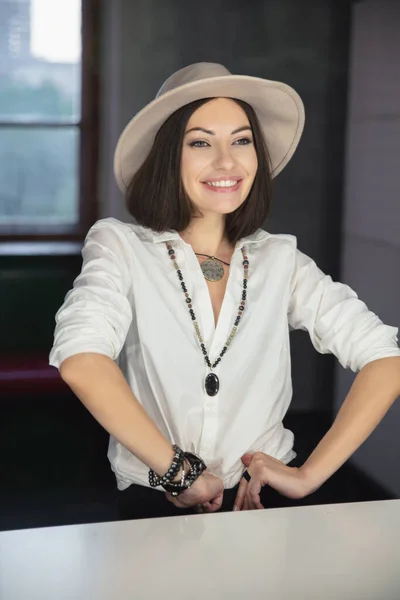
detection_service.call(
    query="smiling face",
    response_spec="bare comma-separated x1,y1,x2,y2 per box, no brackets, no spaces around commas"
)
180,98,258,218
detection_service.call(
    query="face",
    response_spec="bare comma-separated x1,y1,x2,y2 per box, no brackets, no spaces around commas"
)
181,98,258,217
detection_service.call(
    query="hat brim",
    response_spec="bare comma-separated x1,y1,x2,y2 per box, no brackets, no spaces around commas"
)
114,75,305,193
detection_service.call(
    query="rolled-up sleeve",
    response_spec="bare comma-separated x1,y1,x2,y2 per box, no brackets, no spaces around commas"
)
49,221,133,369
288,248,400,372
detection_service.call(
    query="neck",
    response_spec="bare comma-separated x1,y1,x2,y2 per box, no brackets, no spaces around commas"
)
179,214,232,257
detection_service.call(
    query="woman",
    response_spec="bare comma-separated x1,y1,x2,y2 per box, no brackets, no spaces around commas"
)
50,63,400,519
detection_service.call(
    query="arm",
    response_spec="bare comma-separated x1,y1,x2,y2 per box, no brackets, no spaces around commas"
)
301,356,400,492
52,221,178,476
61,352,223,510
235,247,400,509
236,356,400,510
287,248,400,490
60,352,178,477
51,221,222,507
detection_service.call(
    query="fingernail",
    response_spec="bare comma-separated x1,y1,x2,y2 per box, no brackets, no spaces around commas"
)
233,505,238,511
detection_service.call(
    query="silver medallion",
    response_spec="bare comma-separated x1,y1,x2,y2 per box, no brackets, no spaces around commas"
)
201,258,224,282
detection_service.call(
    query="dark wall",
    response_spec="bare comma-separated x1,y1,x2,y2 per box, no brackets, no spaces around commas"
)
101,0,352,410
0,252,117,530
0,254,81,355
334,0,400,496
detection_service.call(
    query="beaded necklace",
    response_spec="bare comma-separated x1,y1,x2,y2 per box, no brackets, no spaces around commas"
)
166,242,249,396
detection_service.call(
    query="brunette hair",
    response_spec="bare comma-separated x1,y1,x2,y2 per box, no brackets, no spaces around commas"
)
126,97,273,245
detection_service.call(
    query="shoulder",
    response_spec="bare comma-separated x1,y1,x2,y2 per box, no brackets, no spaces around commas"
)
86,217,135,238
85,218,150,247
251,229,298,256
264,232,297,248
81,219,152,272
265,234,320,274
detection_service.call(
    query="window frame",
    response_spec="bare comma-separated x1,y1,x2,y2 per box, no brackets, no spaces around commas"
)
0,0,100,242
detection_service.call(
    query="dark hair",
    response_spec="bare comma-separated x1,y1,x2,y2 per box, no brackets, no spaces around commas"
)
126,98,273,246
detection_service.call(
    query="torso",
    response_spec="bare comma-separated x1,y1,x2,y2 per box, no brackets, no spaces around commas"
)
60,218,299,491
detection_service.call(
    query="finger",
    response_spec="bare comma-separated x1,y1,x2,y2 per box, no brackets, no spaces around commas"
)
208,492,224,512
201,501,218,513
241,453,255,467
233,478,248,511
216,491,224,510
243,494,250,511
196,494,222,514
165,493,185,509
248,480,264,510
248,496,264,510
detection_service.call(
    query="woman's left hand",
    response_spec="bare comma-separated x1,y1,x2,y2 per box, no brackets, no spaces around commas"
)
233,452,314,511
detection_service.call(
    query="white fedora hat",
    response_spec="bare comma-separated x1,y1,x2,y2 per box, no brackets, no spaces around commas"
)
114,62,305,193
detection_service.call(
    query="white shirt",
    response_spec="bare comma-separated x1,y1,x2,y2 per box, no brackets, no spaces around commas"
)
49,218,400,490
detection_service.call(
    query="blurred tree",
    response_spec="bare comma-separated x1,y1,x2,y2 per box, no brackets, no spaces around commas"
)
0,76,78,222
0,75,73,119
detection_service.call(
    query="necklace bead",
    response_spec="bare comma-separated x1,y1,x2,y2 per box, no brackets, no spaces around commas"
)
166,242,249,396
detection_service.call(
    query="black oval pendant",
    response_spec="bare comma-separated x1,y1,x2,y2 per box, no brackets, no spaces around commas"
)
205,373,220,396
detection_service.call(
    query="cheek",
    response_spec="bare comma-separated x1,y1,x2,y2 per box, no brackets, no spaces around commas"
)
248,149,258,177
181,157,197,189
181,150,209,184
180,153,190,184
237,147,258,180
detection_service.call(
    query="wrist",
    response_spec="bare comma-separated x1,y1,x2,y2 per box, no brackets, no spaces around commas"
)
171,458,191,483
298,463,323,495
148,445,185,489
155,446,207,496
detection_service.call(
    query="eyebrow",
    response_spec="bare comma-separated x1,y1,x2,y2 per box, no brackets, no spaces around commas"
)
185,125,252,136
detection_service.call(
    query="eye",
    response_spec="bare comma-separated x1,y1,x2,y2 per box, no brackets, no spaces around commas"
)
189,140,210,148
233,137,253,146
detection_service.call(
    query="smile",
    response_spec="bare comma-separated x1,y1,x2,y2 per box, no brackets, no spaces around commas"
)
201,179,243,193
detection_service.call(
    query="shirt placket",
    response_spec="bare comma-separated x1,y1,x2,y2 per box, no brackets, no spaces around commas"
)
194,248,241,463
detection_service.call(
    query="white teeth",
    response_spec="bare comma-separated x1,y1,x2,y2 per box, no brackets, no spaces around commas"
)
206,180,238,187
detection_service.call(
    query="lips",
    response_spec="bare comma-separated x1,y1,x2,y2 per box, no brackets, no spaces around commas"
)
201,176,243,194
201,179,243,193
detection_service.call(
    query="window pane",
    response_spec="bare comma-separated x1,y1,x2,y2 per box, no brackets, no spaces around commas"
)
0,0,82,122
0,127,79,229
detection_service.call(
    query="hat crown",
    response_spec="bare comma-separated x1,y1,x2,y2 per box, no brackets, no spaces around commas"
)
156,62,231,98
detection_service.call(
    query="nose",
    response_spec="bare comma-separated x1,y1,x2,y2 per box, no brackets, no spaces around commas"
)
212,144,236,171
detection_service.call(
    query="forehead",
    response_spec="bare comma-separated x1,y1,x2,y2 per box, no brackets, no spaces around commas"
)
187,98,249,126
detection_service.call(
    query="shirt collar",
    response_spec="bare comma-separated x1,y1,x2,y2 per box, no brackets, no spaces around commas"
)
131,222,270,248
237,228,271,248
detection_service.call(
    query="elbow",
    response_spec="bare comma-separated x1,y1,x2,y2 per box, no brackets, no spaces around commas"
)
359,356,400,395
59,352,111,385
59,355,81,385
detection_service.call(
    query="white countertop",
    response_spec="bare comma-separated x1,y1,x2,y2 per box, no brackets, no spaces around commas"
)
0,499,399,599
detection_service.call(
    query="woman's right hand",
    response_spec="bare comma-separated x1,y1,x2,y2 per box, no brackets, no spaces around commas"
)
165,471,224,513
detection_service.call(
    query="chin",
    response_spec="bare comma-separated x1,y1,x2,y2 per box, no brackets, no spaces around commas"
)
218,199,246,214
198,195,246,213
197,205,241,218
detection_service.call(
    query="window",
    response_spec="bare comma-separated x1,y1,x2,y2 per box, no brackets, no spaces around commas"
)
0,0,99,241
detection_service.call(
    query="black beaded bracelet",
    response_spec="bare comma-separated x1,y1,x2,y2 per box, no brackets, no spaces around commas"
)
148,445,185,488
162,451,207,497
148,447,207,497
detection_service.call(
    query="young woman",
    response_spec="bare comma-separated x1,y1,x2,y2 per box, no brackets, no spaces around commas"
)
50,63,400,519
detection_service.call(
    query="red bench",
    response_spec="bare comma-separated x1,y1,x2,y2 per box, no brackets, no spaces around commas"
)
0,355,68,398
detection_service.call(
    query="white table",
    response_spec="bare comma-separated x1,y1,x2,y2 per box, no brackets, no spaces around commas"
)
0,499,399,599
